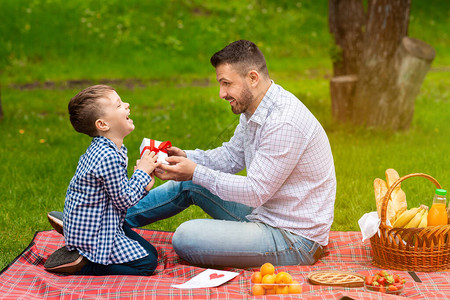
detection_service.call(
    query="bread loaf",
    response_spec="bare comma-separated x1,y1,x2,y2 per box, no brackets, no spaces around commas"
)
385,169,407,219
374,178,396,224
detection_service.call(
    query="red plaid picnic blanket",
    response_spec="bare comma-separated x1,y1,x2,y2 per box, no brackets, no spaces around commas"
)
0,229,449,299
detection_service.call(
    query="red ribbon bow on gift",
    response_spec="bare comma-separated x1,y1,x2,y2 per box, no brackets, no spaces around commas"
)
140,140,172,158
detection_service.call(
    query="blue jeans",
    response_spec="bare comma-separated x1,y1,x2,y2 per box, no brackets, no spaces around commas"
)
77,224,158,276
126,181,322,268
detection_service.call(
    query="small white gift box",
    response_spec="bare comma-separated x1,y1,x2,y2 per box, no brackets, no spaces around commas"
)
139,138,172,165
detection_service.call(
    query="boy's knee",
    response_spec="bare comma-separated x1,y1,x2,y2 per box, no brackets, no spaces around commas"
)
139,254,158,276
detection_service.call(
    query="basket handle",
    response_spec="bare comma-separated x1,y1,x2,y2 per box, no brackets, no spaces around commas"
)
380,173,442,225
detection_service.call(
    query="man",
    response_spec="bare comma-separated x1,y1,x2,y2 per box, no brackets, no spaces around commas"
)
125,40,336,267
49,40,336,268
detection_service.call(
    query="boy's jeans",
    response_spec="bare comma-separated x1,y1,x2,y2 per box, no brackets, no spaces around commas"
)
126,180,323,268
77,224,158,276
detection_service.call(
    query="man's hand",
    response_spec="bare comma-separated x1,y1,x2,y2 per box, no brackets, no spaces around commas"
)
166,146,187,158
155,156,197,181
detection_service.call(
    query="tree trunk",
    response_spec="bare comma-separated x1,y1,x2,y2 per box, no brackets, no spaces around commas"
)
392,37,435,128
328,0,365,76
330,75,358,121
351,0,412,129
328,0,435,130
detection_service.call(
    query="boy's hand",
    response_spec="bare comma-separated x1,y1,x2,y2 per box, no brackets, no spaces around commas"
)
166,146,187,158
144,173,155,191
136,151,161,175
134,163,156,191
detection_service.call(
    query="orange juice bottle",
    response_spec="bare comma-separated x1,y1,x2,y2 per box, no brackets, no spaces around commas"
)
447,198,450,225
427,189,448,226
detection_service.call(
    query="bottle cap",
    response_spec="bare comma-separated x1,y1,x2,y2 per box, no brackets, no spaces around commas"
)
435,189,447,196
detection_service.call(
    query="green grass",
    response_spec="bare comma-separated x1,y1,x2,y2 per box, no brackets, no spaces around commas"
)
0,0,449,270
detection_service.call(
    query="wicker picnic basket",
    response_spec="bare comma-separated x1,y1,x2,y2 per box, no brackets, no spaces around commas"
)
370,173,450,272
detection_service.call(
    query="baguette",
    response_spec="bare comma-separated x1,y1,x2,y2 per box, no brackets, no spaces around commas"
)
374,178,396,224
385,169,407,219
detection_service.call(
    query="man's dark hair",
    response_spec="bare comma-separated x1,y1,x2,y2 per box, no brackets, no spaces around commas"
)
68,85,115,137
210,40,269,78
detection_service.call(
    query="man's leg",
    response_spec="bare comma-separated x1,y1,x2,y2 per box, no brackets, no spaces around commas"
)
126,180,253,227
48,181,253,231
126,180,323,267
172,219,323,268
49,180,322,268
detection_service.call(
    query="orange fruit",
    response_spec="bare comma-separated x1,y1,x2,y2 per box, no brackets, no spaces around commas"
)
261,274,276,289
251,271,262,284
251,284,265,296
288,280,302,294
260,262,275,277
275,271,293,285
265,288,276,295
275,285,290,294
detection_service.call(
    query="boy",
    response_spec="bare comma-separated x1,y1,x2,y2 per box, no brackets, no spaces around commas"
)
44,85,160,276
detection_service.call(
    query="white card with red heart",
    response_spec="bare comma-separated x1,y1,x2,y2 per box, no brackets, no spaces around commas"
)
171,269,240,289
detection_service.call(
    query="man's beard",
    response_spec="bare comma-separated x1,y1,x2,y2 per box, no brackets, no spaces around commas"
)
229,85,254,115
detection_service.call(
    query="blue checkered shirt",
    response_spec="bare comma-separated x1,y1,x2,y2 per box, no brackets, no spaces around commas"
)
64,136,151,265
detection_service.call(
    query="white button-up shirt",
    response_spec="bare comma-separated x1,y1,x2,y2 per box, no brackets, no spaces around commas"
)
188,82,336,246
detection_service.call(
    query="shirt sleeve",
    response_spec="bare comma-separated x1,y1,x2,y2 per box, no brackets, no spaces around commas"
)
186,121,246,174
192,121,307,208
96,154,152,211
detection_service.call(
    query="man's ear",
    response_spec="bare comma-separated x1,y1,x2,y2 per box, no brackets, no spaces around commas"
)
248,70,259,87
95,119,109,132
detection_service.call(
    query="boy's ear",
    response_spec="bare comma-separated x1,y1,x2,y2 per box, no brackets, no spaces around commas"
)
95,119,109,132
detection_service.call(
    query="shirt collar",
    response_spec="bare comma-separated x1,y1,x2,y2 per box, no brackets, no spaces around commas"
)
246,80,277,125
93,136,127,158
